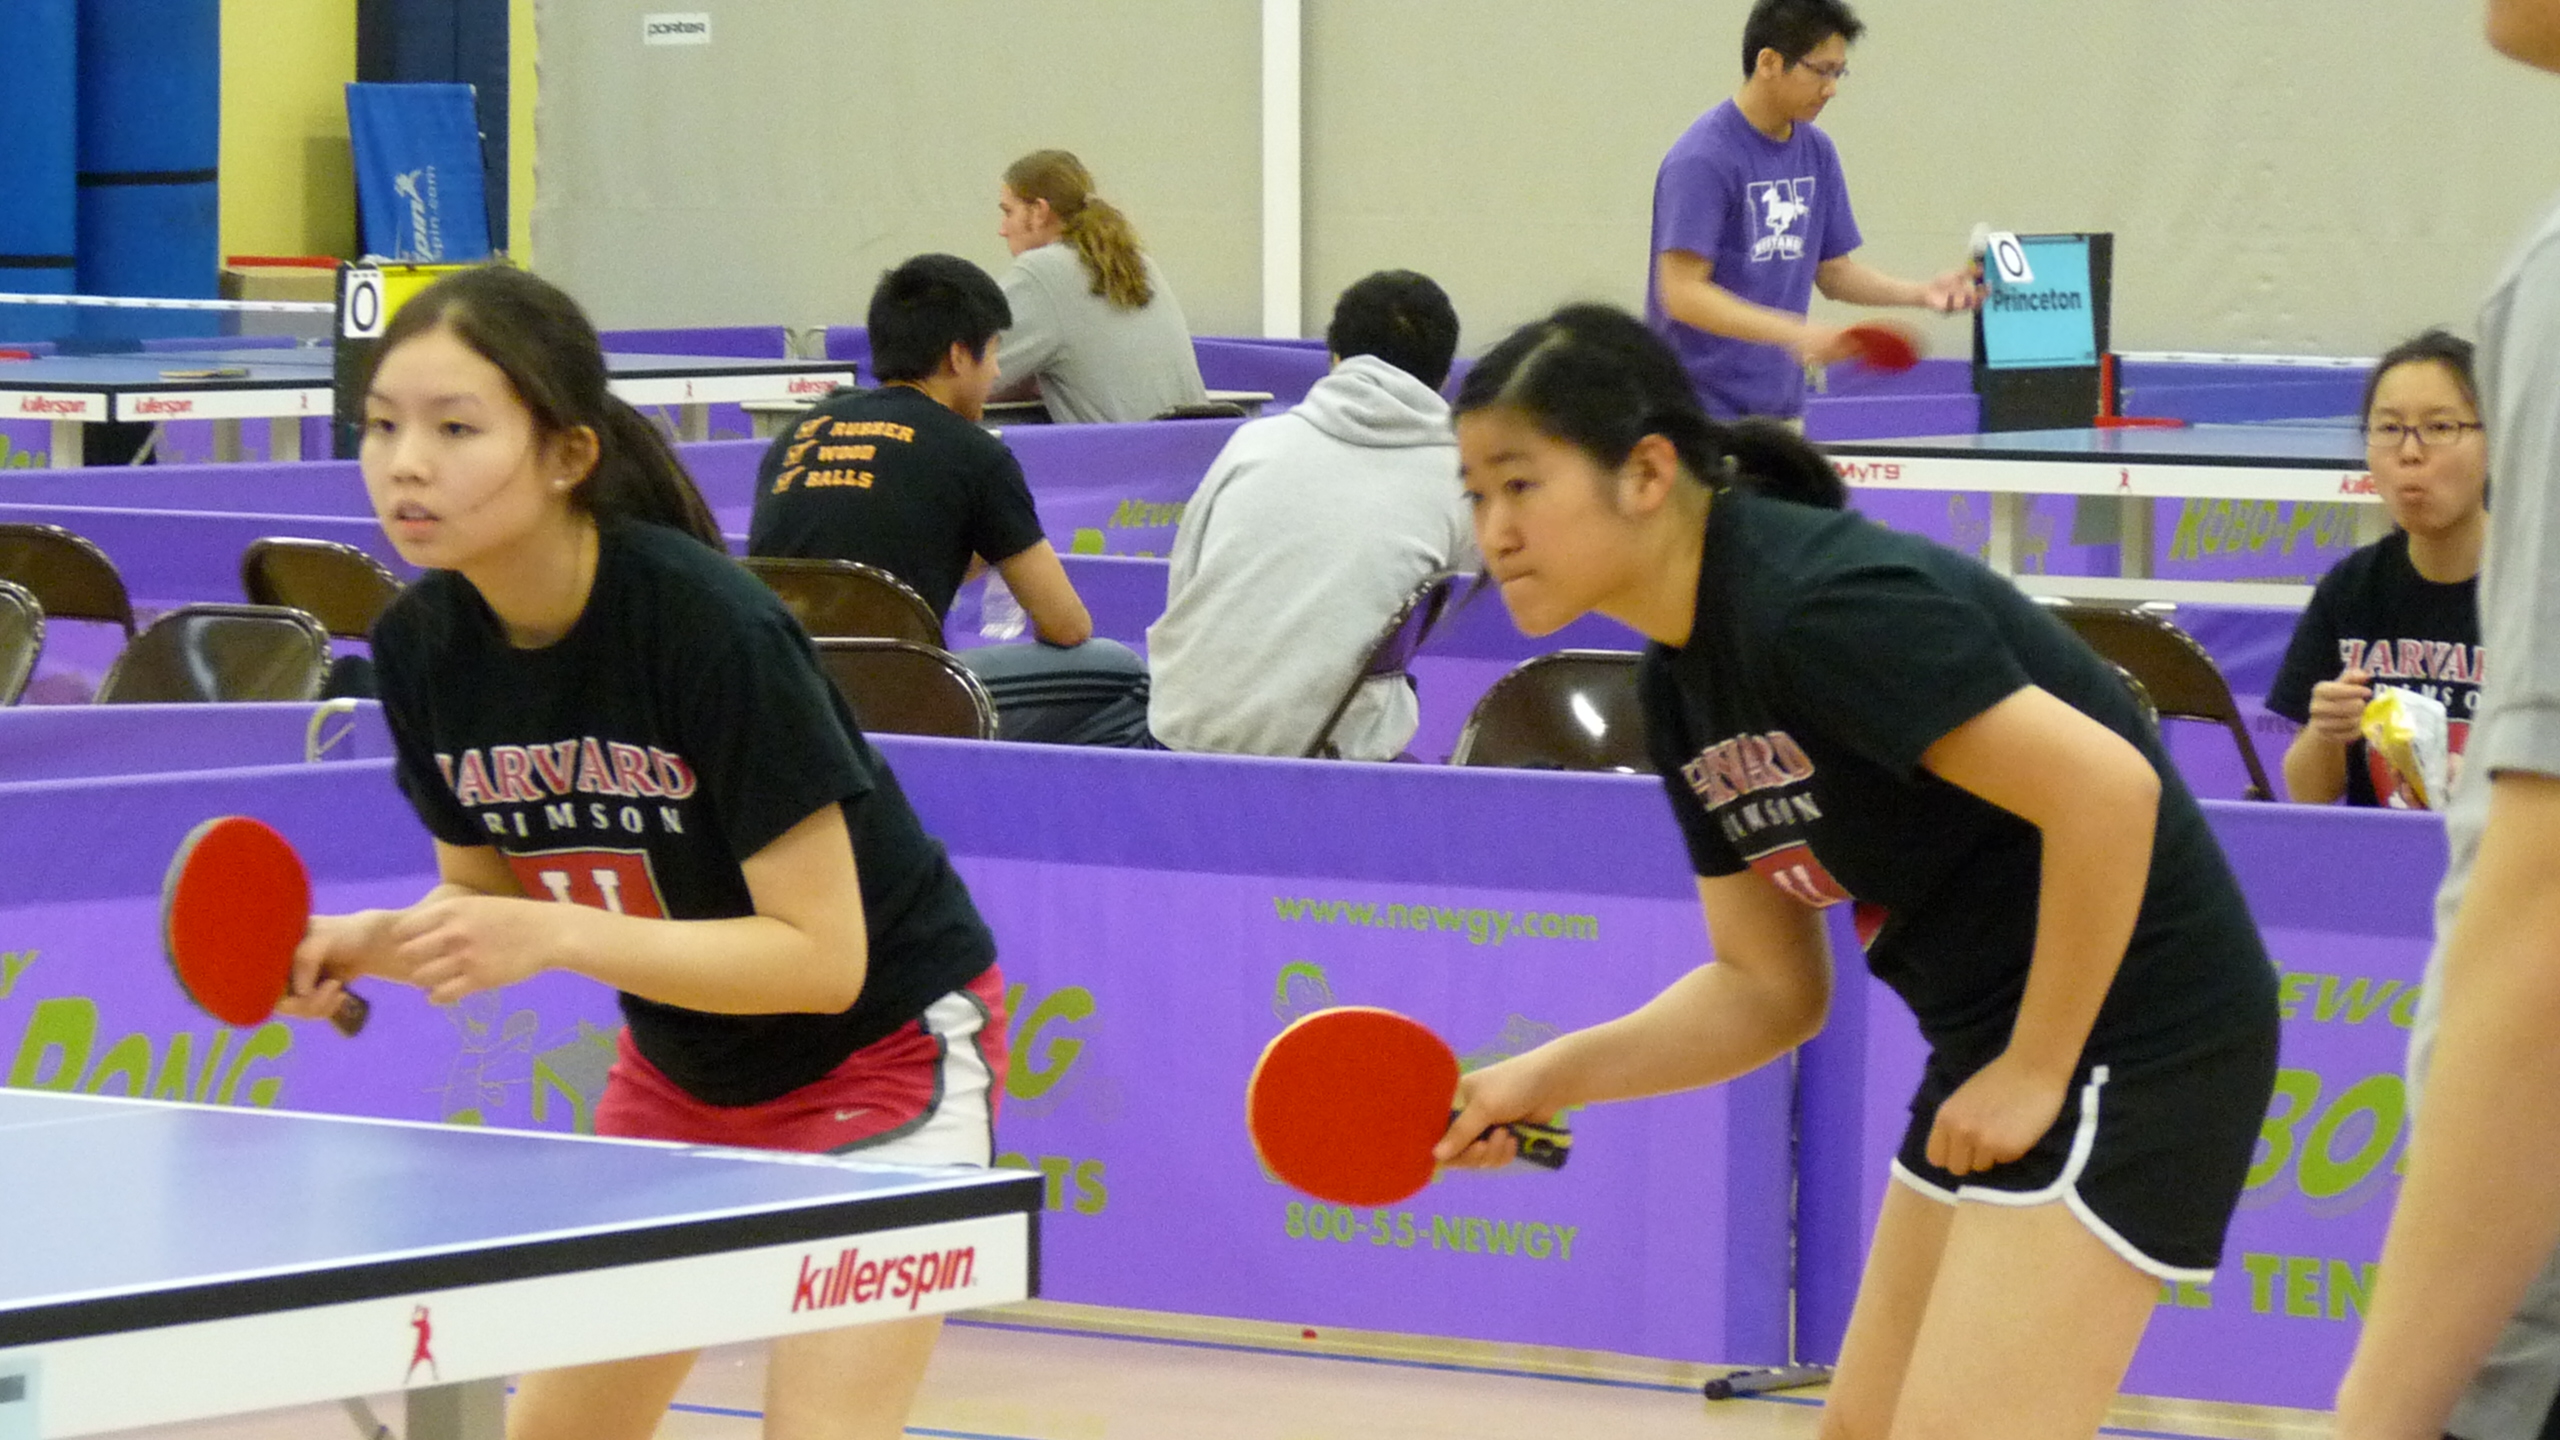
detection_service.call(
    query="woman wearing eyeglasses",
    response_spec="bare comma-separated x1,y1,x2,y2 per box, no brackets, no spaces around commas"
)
2268,329,2488,807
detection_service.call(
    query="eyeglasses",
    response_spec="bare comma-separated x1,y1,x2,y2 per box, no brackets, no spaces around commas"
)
1794,59,1850,82
2364,420,2483,449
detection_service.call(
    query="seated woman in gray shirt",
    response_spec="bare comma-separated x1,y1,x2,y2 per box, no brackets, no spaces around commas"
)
992,149,1210,424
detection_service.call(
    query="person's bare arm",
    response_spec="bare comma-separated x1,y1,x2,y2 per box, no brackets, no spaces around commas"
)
1917,685,2160,1175
1437,870,1831,1166
1815,255,1983,312
992,540,1093,646
2335,774,2560,1439
294,809,873,1016
2280,668,2371,804
1656,250,1853,363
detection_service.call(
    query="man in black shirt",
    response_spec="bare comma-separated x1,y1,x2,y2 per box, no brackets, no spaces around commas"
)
751,254,1091,643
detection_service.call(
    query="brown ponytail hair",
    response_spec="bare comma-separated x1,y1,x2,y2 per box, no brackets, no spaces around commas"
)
1003,149,1155,310
365,266,724,548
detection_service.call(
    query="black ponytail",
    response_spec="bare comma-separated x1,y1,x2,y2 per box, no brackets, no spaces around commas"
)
1453,303,1845,511
366,265,726,549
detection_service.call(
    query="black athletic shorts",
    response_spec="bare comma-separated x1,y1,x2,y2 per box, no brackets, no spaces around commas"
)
1892,1015,2280,1280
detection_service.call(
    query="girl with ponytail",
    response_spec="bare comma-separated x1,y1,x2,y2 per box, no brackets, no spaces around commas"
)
295,264,1010,1440
1439,304,2278,1437
993,149,1209,423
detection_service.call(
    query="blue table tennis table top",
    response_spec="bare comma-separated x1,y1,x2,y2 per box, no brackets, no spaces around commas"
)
0,1090,1040,1347
1827,420,2368,468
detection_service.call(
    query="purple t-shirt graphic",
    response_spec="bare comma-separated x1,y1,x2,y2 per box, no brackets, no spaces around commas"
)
1647,99,1862,420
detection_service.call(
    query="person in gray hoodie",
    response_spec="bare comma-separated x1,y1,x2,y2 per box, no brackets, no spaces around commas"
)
1147,271,1476,759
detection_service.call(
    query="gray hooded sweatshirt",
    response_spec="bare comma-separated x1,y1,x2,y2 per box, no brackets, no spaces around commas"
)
1146,354,1478,759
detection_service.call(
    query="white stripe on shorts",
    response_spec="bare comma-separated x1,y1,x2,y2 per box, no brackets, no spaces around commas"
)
831,988,998,1168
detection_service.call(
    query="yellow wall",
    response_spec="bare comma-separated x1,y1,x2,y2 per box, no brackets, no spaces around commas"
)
509,0,536,262
218,0,358,259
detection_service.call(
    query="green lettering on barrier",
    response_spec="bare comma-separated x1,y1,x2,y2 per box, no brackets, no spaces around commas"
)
2247,1069,2323,1189
2312,976,2403,1026
85,1033,153,1095
0,950,35,999
1036,1156,1073,1210
530,1057,591,1134
2299,1073,2404,1199
1006,986,1095,1101
1073,1160,1108,1215
2243,1252,2282,1314
2285,1255,2323,1318
223,1024,291,1107
2390,985,2422,1029
9,996,96,1089
2275,970,2314,1020
2329,1259,2377,1321
1430,1215,1461,1252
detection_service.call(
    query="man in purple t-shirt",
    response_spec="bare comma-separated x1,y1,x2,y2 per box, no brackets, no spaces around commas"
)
1647,0,1979,421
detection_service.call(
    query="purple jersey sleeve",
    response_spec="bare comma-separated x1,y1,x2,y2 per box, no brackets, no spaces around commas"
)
1815,133,1862,262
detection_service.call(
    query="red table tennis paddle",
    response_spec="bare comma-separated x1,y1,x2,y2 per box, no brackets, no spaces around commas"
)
161,816,367,1037
1840,320,1924,373
1245,1006,1569,1207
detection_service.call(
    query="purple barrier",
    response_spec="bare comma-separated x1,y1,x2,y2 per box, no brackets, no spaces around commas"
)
599,326,787,359
1193,339,1331,407
1799,800,2445,1406
1806,391,1979,441
0,701,393,780
0,741,1795,1366
821,326,872,381
1819,357,1974,397
0,502,410,600
2121,362,2365,425
873,737,1793,1362
0,457,370,512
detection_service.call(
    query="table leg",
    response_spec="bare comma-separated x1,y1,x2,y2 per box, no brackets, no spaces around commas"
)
2119,495,2154,581
51,420,83,469
677,403,709,443
1988,492,2025,575
405,1379,506,1440
271,415,304,462
214,417,244,464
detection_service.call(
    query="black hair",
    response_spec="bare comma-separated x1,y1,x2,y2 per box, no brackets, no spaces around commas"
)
1324,270,1461,390
365,266,723,548
1740,0,1865,76
2359,327,2479,420
1452,303,1845,511
868,254,1012,383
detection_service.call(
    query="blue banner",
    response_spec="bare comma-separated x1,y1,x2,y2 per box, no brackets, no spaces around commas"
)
345,82,493,263
1981,235,2098,371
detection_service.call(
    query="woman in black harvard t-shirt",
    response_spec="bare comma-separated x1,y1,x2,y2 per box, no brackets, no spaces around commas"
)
283,267,1002,1440
2269,328,2487,808
1435,306,2277,1439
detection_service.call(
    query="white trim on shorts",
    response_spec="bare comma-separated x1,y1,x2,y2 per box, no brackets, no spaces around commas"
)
830,988,998,1168
1915,1065,2216,1285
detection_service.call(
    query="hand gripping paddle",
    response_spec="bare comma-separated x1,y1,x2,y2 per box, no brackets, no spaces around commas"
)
162,816,367,1037
1840,320,1924,373
1245,1006,1569,1207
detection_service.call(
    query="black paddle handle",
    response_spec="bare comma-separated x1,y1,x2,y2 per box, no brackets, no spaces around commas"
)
328,988,370,1038
1450,1112,1570,1170
1502,1120,1571,1171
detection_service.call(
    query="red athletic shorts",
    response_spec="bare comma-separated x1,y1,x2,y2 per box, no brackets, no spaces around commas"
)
595,966,1008,1165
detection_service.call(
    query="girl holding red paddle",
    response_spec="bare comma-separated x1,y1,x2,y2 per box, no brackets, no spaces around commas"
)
283,266,1005,1440
1437,304,2277,1439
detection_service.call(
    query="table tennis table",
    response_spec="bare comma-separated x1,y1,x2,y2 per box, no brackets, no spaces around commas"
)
0,348,858,468
0,1091,1040,1440
1826,421,2392,605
